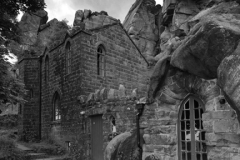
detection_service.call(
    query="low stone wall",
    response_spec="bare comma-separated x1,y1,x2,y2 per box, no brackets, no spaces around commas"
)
45,85,142,160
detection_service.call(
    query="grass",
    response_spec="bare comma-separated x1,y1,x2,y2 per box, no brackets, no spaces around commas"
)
0,137,30,160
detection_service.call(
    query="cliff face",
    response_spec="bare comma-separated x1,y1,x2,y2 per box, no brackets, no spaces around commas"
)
123,0,162,62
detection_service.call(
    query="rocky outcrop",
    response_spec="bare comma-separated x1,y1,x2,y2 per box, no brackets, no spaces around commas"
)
172,0,200,33
36,19,68,53
148,1,240,113
218,53,240,120
18,10,69,56
104,129,144,160
170,2,240,79
123,0,162,61
18,10,48,46
73,9,118,30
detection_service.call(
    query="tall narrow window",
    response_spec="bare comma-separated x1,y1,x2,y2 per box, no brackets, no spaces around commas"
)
66,42,71,74
19,104,22,114
53,93,61,121
97,45,105,76
178,95,207,160
45,56,49,82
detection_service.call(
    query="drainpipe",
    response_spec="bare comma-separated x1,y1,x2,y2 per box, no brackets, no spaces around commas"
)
135,102,145,160
38,55,43,140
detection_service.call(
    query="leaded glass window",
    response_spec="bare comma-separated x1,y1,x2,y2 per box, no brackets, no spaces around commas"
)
178,95,207,160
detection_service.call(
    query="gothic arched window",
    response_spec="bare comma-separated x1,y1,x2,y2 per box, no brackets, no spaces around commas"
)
53,92,61,121
97,45,105,76
66,42,71,74
178,95,207,160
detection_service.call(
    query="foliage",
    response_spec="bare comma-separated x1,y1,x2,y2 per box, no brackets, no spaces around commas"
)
0,114,19,128
0,137,30,160
0,0,46,105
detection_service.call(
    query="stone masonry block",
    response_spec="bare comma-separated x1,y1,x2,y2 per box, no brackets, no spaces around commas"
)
118,84,126,98
206,133,240,145
100,88,108,101
205,99,216,111
143,134,176,145
213,119,238,133
202,110,236,120
107,89,115,100
202,120,213,133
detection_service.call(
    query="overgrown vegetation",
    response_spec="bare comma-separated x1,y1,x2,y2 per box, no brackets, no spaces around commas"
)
0,115,29,160
0,138,30,160
0,0,46,106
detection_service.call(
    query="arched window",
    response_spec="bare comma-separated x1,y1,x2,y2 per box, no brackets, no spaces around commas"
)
19,104,22,114
66,42,71,74
53,92,61,121
178,95,207,160
97,45,105,76
45,56,49,82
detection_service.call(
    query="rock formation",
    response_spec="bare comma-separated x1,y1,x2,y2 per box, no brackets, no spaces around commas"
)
19,10,48,47
73,9,118,30
147,1,240,110
18,10,69,56
123,0,162,62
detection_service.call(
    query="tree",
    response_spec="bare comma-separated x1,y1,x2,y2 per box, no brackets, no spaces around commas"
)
0,0,46,104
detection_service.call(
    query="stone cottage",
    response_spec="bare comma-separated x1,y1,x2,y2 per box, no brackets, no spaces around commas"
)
17,0,240,160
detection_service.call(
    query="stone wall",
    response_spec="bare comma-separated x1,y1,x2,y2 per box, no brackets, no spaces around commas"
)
45,85,139,160
18,58,40,141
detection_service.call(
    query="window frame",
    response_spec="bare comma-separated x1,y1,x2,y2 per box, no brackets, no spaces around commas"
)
178,94,207,160
97,45,105,77
53,93,61,121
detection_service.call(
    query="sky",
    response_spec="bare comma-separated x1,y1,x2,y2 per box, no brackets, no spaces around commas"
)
44,0,163,25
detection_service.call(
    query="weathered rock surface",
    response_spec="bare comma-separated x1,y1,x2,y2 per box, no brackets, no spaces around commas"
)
123,0,161,60
104,132,131,160
36,18,68,53
104,129,144,160
170,2,240,79
73,10,118,30
172,0,200,33
19,10,48,46
218,53,240,120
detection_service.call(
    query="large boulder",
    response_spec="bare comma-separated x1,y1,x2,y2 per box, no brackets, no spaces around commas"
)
218,51,240,119
19,10,48,46
123,0,161,60
36,18,68,53
104,130,144,160
170,2,240,79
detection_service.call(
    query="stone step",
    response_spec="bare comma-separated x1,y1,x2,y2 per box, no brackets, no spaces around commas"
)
16,143,34,152
27,152,48,159
34,156,68,160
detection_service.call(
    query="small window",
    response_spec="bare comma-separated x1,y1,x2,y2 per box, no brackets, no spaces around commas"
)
178,95,207,160
97,45,105,76
53,93,61,121
19,104,22,114
45,56,49,82
66,42,71,74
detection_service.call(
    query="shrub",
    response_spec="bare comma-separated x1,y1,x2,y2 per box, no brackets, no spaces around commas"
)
0,138,30,160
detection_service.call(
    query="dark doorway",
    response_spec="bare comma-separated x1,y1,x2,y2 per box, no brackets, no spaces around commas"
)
91,115,104,160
